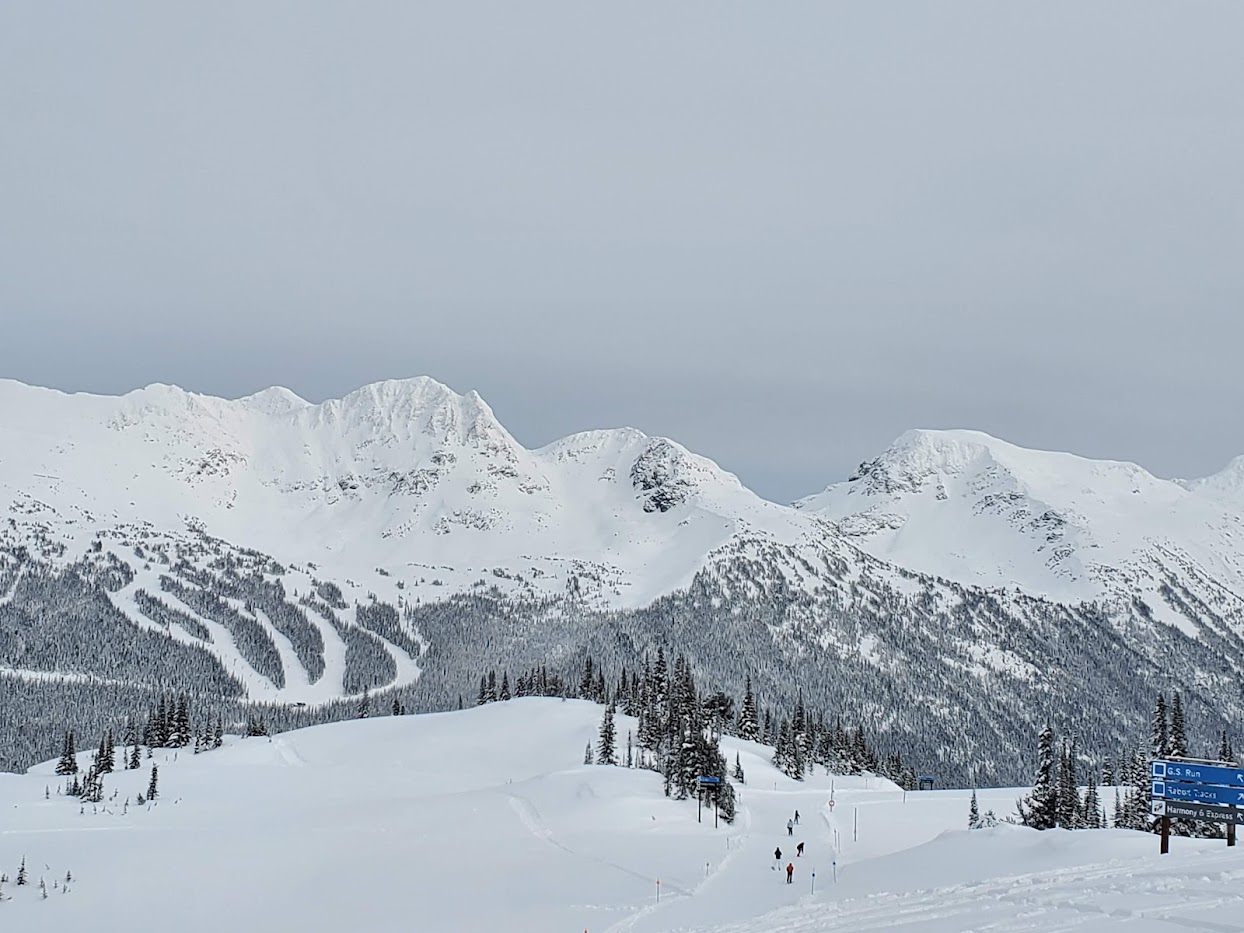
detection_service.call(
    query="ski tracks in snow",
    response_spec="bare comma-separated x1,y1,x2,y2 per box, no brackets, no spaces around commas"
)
272,736,307,768
506,791,691,905
698,852,1244,932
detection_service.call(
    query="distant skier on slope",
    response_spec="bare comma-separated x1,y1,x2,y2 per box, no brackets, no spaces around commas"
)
785,862,794,884
774,846,782,863
794,809,800,824
787,819,794,836
796,841,804,857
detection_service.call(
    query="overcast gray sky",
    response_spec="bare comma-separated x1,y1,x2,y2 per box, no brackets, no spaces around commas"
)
2,2,1241,500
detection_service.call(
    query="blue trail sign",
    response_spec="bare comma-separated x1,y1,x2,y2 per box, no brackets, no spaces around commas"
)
1151,760,1244,788
696,775,720,784
1152,798,1244,826
1152,780,1244,807
1150,758,1241,855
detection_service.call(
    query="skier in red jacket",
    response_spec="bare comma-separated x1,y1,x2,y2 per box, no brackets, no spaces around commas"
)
785,862,794,884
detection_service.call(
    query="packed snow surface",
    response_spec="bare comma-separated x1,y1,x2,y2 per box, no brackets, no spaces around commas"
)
2,699,1240,932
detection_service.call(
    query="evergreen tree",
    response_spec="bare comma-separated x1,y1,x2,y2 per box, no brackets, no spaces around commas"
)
1082,779,1101,829
1018,725,1058,830
626,730,633,768
486,670,498,702
1102,759,1115,786
969,789,981,829
579,656,595,698
154,694,171,748
584,743,594,765
55,731,78,776
717,780,737,824
128,742,141,771
16,857,27,886
1056,735,1080,828
392,697,403,717
147,764,159,801
733,751,745,783
594,669,606,703
1119,745,1152,831
103,728,116,772
597,702,617,765
500,672,511,701
791,694,810,773
652,647,668,718
477,675,488,706
1151,693,1169,758
1219,730,1235,764
737,676,760,741
95,733,112,776
1169,692,1187,758
171,694,191,748
357,688,370,719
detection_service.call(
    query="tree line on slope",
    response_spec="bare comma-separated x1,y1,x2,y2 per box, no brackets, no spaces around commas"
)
1015,690,1236,838
472,648,921,801
5,531,1244,791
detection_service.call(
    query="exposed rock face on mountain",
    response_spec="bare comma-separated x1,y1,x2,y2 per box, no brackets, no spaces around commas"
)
2,380,1243,782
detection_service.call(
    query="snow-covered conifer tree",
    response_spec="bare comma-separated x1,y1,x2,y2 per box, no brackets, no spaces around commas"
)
1169,692,1187,758
1082,779,1101,829
1151,693,1169,758
597,703,617,765
1017,725,1058,830
737,676,759,741
55,731,78,776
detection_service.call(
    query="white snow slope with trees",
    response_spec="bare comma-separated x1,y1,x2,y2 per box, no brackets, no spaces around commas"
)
1,699,1240,933
6,376,1244,787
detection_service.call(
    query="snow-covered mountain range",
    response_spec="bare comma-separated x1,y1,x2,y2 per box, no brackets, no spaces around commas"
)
0,376,835,608
3,376,1244,780
798,428,1244,635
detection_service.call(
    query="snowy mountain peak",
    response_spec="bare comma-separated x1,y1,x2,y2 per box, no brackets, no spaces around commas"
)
236,385,310,415
1183,453,1244,501
318,377,517,453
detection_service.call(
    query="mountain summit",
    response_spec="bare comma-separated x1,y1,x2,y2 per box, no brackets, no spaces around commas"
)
4,378,1244,783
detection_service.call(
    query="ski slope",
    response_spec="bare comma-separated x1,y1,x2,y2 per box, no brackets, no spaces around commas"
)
1,699,1242,932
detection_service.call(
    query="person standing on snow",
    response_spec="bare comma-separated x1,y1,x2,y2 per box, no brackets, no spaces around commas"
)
787,819,794,836
785,862,794,884
774,846,782,863
794,810,800,825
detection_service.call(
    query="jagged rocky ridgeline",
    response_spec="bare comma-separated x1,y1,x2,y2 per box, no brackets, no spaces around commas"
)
3,377,1244,780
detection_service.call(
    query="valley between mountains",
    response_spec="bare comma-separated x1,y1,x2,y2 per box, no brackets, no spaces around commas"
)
2,376,1243,781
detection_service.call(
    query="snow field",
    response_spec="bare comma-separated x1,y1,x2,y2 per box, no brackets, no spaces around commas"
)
3,699,1244,932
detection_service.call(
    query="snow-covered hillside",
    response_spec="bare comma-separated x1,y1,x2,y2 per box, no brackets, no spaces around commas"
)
0,376,835,610
798,428,1244,633
2,699,1239,933
5,377,1244,785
